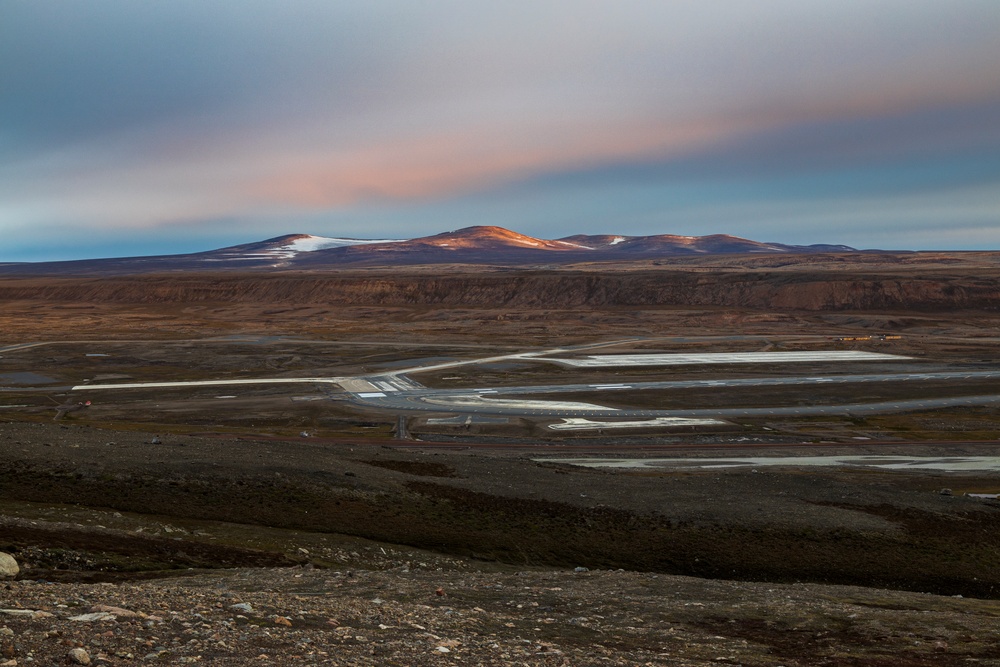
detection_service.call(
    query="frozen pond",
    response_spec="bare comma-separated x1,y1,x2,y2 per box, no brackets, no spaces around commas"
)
0,372,58,385
541,455,1000,473
549,417,727,430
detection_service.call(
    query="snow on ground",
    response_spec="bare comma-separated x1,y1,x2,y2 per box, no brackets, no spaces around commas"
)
537,351,909,367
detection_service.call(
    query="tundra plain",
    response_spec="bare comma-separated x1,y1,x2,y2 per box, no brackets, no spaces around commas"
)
3,253,1000,664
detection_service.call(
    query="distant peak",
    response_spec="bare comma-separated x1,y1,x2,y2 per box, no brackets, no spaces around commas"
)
422,226,576,250
259,233,313,243
440,226,523,238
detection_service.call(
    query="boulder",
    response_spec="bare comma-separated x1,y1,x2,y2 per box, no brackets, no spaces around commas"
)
68,648,91,665
0,553,18,578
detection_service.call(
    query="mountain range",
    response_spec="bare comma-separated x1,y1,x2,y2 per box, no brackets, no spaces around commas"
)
0,226,856,275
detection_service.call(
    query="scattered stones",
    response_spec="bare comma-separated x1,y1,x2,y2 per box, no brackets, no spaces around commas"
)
0,565,996,665
0,554,18,578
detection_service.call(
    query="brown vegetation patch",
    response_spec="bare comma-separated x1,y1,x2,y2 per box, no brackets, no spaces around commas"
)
363,459,457,477
0,521,297,581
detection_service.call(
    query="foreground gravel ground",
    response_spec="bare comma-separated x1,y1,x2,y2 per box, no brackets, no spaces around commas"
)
4,566,1000,666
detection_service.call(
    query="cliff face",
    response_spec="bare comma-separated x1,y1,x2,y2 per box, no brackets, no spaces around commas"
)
3,270,999,311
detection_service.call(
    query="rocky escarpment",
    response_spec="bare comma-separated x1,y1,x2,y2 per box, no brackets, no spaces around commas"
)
2,269,1000,312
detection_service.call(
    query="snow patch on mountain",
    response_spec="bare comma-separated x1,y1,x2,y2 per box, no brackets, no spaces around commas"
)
281,235,404,255
280,236,395,253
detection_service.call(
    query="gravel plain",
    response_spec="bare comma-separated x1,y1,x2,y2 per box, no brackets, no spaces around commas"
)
5,564,1000,666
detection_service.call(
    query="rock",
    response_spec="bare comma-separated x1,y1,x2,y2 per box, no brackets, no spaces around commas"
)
90,605,140,618
0,554,18,578
68,647,92,665
229,603,253,614
0,609,34,617
940,488,953,496
273,616,292,626
68,612,117,622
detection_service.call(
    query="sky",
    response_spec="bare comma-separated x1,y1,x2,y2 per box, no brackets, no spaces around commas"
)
2,1,999,261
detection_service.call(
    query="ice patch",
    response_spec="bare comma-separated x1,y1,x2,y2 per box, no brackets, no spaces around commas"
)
549,417,727,430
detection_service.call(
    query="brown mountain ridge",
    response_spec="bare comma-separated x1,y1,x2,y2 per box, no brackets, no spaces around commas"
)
0,225,856,275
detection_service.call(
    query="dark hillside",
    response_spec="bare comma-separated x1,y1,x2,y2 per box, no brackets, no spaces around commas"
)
2,268,1000,312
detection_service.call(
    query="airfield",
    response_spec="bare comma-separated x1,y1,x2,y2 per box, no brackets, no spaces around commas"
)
5,330,1000,445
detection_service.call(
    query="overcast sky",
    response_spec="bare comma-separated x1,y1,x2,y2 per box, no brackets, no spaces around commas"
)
2,1,999,261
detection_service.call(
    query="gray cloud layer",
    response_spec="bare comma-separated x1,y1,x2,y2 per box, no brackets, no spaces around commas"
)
2,0,999,258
